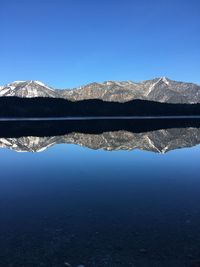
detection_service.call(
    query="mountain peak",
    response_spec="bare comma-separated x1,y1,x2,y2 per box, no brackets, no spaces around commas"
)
0,80,57,98
160,76,170,85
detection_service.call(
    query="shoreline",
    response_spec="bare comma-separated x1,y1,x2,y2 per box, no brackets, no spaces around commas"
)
1,116,200,121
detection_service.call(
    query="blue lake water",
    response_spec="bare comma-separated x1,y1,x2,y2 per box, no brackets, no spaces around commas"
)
0,122,200,267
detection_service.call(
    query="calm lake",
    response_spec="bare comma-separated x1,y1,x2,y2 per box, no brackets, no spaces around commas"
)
0,119,200,267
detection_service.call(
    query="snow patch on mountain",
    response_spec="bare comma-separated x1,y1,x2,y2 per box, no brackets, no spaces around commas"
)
0,88,10,95
145,77,170,96
34,81,54,91
162,77,169,85
35,81,46,86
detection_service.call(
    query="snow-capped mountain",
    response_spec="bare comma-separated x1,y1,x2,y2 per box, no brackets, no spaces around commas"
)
0,81,58,98
62,77,200,104
1,77,200,103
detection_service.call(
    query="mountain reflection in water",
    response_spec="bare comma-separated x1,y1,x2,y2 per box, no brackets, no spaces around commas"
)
0,119,200,153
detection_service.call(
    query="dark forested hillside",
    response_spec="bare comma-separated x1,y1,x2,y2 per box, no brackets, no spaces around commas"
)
0,97,200,117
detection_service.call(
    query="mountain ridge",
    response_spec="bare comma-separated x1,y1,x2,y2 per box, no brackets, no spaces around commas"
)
1,77,200,104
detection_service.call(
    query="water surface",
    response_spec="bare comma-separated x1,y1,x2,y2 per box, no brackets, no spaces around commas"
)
0,120,200,267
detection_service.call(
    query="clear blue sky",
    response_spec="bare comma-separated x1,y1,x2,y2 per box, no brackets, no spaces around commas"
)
1,0,200,88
